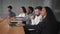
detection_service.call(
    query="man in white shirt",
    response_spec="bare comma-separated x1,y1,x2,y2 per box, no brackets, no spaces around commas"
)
31,15,42,25
27,6,42,34
31,6,42,25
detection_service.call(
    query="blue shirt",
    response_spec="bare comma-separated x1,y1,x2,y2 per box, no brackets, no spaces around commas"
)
9,12,16,17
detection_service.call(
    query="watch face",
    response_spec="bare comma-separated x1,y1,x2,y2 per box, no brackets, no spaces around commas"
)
9,22,18,27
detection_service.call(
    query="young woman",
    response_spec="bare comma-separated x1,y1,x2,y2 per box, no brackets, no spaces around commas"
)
16,7,26,18
41,7,58,34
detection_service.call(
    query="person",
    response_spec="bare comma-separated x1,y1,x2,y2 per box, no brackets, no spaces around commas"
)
24,6,34,34
16,7,26,18
16,7,26,22
40,7,58,34
31,6,43,25
25,6,42,34
7,5,16,21
8,5,16,18
26,6,34,15
25,6,34,24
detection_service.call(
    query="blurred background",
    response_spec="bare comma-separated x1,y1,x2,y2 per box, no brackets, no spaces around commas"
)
0,0,60,21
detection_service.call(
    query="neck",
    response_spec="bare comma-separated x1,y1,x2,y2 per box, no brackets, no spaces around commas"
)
9,11,12,13
21,12,24,13
27,13,31,15
43,14,47,18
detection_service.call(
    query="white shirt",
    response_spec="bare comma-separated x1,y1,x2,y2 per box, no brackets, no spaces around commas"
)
31,15,42,25
16,13,25,18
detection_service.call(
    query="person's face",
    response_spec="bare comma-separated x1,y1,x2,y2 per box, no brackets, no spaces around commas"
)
26,8,31,14
35,9,41,15
8,8,12,12
41,8,46,16
20,8,24,13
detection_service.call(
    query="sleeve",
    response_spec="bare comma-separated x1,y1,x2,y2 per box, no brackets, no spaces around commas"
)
10,12,16,17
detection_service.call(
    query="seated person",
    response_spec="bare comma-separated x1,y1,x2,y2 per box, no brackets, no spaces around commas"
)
8,5,16,18
24,6,34,34
16,7,26,24
0,6,16,22
25,6,34,24
7,5,16,21
16,7,26,18
25,6,42,34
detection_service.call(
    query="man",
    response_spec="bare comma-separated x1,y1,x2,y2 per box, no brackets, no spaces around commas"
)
7,6,16,21
25,6,42,34
31,6,43,25
8,5,16,18
24,6,34,34
0,6,16,22
25,6,34,24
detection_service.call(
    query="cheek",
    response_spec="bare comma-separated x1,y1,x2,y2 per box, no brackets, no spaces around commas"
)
26,11,30,13
42,11,46,15
26,9,29,12
8,8,10,10
41,11,44,15
35,11,39,14
42,11,44,14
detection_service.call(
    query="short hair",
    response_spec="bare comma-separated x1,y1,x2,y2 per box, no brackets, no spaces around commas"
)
8,5,12,9
21,6,26,13
35,6,42,11
28,6,34,12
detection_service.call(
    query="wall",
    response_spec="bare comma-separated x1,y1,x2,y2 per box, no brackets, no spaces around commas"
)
2,0,43,16
0,0,2,17
0,0,60,21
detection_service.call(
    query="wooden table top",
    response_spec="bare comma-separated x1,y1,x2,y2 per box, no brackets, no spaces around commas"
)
0,18,25,34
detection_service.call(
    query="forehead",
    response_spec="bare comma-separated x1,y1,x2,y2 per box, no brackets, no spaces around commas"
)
35,9,40,11
8,8,11,9
20,8,22,9
27,8,30,10
42,8,45,10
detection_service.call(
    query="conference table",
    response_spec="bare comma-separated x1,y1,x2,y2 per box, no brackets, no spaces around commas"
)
0,18,25,34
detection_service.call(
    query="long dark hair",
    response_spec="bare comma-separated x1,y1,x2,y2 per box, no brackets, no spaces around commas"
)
44,7,56,21
28,6,34,13
21,7,26,13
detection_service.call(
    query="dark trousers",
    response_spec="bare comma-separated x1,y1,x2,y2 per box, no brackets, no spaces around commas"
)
29,30,40,34
24,25,41,34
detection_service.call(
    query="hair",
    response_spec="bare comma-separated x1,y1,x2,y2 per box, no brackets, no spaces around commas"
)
21,7,26,13
28,6,34,13
44,7,56,21
35,6,42,11
8,5,12,9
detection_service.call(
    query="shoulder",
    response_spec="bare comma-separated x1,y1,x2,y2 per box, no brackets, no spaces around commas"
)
12,12,15,14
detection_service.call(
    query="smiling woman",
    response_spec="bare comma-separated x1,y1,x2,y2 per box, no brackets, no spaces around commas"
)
40,7,58,34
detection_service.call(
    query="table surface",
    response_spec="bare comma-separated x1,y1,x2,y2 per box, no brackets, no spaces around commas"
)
0,18,25,34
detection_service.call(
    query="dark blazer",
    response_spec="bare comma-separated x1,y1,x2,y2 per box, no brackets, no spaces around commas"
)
40,16,58,34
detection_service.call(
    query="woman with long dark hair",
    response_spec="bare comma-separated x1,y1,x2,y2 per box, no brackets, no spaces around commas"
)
40,7,58,34
16,6,26,17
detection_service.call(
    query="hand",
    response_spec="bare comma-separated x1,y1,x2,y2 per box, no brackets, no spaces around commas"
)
39,18,43,22
31,15,35,20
